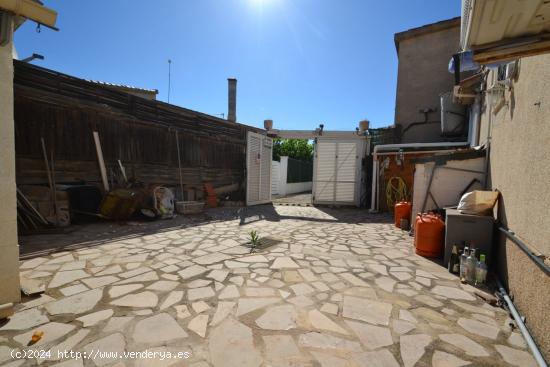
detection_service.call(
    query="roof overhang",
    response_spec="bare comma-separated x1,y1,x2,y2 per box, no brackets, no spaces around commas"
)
0,0,57,30
267,129,367,140
461,0,550,63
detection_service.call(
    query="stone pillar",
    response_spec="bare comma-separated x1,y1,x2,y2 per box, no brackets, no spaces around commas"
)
0,13,20,318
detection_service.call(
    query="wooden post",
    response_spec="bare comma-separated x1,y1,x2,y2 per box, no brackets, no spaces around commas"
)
40,137,57,225
93,131,110,192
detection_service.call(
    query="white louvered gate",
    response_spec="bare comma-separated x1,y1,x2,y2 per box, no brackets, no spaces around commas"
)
246,131,273,206
312,138,362,206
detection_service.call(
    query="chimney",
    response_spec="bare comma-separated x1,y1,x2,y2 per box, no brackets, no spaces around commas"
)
227,78,237,122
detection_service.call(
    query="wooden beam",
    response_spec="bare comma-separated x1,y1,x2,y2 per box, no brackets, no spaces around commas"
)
93,131,109,192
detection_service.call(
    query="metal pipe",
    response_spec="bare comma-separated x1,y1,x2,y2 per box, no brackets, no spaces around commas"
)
498,227,550,276
497,278,549,367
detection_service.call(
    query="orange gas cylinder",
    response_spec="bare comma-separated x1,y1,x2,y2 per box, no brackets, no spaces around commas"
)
414,213,445,257
394,201,412,228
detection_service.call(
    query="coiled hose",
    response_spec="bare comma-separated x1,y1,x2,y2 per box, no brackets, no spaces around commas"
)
386,176,408,211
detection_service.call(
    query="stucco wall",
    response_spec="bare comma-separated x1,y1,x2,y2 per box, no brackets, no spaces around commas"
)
479,53,550,361
395,26,460,143
0,15,21,316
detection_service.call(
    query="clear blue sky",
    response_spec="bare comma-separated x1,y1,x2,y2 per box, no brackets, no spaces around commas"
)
14,0,459,130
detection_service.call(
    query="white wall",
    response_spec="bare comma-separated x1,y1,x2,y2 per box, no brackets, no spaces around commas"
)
412,157,485,221
0,14,21,317
272,156,312,197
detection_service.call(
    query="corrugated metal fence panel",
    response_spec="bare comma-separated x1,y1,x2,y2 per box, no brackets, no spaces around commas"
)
271,161,280,195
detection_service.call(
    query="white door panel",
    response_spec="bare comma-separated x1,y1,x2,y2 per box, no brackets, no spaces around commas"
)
246,132,272,206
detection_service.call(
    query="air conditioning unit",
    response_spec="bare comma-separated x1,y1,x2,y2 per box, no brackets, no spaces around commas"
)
461,0,550,62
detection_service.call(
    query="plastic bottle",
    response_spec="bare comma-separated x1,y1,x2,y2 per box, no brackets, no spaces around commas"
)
475,254,488,286
466,248,477,284
460,247,469,283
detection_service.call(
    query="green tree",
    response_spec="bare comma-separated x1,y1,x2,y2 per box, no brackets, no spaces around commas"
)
272,139,314,162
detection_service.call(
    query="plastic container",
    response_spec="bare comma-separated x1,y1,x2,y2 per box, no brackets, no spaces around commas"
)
394,201,412,228
414,213,445,257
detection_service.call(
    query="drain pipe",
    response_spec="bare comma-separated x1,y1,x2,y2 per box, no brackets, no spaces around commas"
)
368,142,470,213
497,279,548,367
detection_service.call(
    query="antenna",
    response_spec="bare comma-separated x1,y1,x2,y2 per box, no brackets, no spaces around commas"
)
167,59,172,104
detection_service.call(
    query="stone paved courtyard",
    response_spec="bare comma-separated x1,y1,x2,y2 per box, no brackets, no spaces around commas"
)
0,205,538,367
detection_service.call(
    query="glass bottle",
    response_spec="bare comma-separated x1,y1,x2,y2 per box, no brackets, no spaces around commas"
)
475,254,488,286
448,244,460,274
466,248,477,284
460,246,469,283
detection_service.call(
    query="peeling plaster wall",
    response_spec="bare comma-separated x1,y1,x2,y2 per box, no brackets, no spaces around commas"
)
479,53,550,361
0,15,21,315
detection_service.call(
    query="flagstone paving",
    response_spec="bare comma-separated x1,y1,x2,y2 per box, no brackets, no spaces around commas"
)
0,205,538,366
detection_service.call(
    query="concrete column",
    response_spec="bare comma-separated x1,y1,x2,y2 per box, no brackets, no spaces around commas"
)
0,14,20,318
279,156,289,197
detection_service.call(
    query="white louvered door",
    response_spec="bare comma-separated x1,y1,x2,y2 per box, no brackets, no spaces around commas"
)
246,132,273,206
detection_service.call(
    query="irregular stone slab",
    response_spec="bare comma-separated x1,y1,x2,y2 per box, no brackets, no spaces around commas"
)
290,283,315,296
146,280,179,292
256,304,297,330
451,301,495,317
299,332,362,353
60,284,89,297
81,275,119,289
133,313,188,345
392,319,416,335
192,301,211,313
159,290,184,310
311,351,348,367
209,318,262,367
218,284,240,299
264,335,303,364
207,269,229,282
375,276,396,292
175,305,191,319
76,309,113,327
412,307,449,325
110,291,158,308
400,334,432,367
507,332,527,349
271,257,300,269
83,333,126,366
187,286,215,301
0,308,49,331
353,349,400,367
186,279,212,288
188,314,208,337
238,255,269,263
19,294,56,310
224,260,250,269
178,265,208,280
439,334,489,357
48,329,90,362
495,344,537,367
211,301,236,326
244,287,276,297
399,310,417,324
320,303,338,315
457,318,500,339
432,350,471,367
309,309,348,335
103,316,134,333
345,320,393,349
108,284,143,298
340,272,369,287
343,296,392,326
48,270,90,288
46,289,103,315
194,253,231,265
20,257,48,270
115,271,158,285
14,322,75,347
237,297,280,316
431,286,476,301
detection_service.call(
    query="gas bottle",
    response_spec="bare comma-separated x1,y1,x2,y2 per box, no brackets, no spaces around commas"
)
414,213,445,257
394,201,412,228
